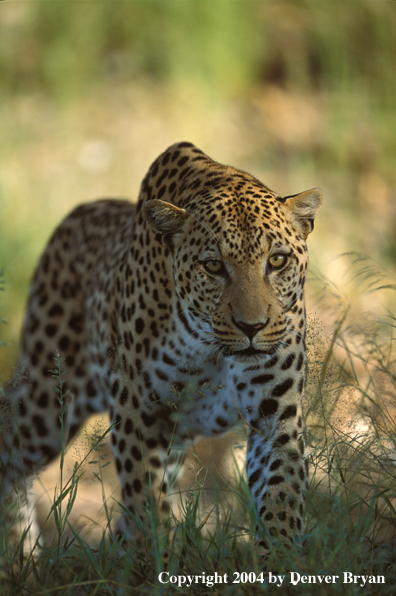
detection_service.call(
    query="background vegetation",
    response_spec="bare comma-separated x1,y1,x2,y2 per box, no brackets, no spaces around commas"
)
1,0,396,593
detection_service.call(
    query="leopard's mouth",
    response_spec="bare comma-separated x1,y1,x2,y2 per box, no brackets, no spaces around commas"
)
225,345,278,359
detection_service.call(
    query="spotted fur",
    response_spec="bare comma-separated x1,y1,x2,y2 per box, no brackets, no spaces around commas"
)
1,142,322,553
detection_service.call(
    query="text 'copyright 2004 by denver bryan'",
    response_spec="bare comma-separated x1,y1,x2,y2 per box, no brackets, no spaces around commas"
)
158,571,386,588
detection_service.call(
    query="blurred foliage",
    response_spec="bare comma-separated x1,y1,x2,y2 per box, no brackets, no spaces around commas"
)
1,0,259,98
1,0,395,103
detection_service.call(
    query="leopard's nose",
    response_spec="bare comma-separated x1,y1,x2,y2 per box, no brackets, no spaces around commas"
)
232,317,269,340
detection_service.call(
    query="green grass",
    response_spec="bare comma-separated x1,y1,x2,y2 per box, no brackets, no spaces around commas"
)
1,269,396,594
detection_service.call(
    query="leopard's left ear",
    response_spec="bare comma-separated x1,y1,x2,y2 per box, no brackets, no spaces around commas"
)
142,199,191,249
283,187,322,239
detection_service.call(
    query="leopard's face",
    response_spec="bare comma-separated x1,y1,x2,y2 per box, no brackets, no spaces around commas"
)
142,176,322,361
173,223,302,356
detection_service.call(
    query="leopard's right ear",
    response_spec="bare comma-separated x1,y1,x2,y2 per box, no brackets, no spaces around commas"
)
142,200,191,249
142,200,190,233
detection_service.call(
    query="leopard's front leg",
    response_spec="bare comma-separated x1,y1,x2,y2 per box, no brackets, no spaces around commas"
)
233,347,308,554
110,402,174,548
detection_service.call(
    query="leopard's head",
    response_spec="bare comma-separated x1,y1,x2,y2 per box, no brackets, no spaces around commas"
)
142,146,322,361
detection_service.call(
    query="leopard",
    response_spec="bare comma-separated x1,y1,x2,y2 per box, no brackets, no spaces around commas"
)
0,141,322,557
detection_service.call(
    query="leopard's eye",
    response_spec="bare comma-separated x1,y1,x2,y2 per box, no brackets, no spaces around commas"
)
203,259,225,275
268,254,288,269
